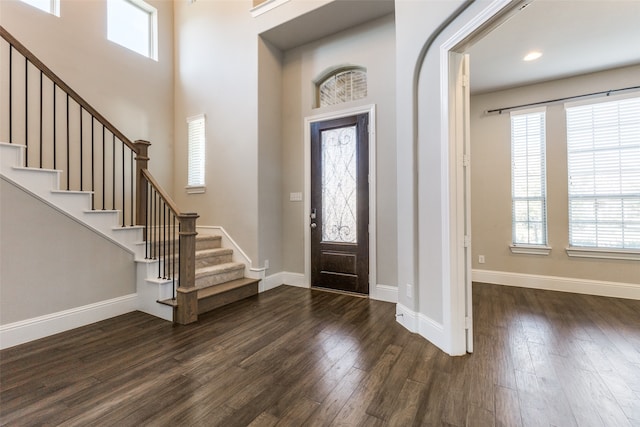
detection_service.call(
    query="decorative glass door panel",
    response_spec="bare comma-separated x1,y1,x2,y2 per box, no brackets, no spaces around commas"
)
310,114,369,295
321,125,357,243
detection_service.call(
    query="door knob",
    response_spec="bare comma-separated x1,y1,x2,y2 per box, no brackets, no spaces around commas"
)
310,223,317,229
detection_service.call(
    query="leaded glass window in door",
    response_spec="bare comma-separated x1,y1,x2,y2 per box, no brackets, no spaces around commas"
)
321,125,357,243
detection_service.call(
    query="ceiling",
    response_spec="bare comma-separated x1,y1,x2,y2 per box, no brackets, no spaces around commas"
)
468,0,640,94
260,0,640,95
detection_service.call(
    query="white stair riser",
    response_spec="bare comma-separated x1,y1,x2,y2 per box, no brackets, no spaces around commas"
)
6,167,60,193
0,143,24,169
48,191,92,214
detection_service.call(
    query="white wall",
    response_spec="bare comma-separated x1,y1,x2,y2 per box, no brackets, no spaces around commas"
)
0,0,175,191
470,65,640,286
0,179,135,324
280,14,398,288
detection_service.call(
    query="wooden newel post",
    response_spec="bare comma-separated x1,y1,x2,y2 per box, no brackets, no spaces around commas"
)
134,140,151,227
176,212,199,325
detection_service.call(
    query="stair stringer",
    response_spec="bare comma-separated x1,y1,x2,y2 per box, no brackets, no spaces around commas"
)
0,142,172,322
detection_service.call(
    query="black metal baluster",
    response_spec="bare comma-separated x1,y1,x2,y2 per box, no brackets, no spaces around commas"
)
172,213,177,298
157,192,161,278
66,94,70,190
79,107,83,191
9,45,12,144
121,139,125,227
163,203,167,279
53,83,56,169
145,181,150,259
130,152,134,226
91,117,95,209
25,56,28,165
112,134,115,210
39,71,43,168
102,127,105,209
178,222,181,292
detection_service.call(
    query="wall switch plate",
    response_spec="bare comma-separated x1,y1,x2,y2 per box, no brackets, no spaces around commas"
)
289,192,302,202
406,283,413,298
264,259,269,269
478,255,485,264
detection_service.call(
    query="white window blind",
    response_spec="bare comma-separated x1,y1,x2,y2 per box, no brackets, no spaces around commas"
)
107,0,157,60
511,109,548,246
566,95,640,249
187,114,205,189
318,69,367,108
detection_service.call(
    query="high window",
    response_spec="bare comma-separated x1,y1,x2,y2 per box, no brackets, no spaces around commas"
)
18,0,59,16
107,0,158,60
566,95,640,250
186,114,206,193
316,67,367,108
511,108,548,248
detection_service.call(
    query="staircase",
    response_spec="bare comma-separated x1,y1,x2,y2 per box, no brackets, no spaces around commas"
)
0,25,260,332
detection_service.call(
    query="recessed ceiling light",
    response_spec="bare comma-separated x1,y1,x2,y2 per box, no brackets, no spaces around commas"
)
523,51,543,62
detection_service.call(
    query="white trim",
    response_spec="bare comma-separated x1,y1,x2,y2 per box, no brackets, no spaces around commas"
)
250,0,290,17
472,269,640,300
303,104,377,295
196,225,264,280
185,185,206,194
564,89,640,109
437,0,516,356
261,271,308,293
371,284,398,303
566,247,640,261
510,245,552,256
396,303,447,351
0,294,138,350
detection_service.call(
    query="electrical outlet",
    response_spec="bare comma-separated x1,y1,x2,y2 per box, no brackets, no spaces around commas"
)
265,259,270,269
406,283,413,298
478,255,485,264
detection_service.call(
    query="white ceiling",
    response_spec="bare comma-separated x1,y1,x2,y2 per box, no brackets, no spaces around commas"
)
468,0,640,94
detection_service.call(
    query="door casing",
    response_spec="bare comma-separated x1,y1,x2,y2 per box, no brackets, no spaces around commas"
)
304,104,377,298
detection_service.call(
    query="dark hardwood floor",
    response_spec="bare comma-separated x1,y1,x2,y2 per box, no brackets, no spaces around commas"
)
1,283,640,426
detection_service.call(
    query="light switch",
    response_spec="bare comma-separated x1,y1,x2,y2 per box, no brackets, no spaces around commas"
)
289,192,302,202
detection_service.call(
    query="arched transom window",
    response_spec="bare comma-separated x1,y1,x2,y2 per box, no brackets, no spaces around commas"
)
316,67,367,108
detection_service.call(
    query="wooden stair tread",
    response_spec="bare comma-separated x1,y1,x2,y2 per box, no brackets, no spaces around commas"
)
197,277,260,299
157,298,177,307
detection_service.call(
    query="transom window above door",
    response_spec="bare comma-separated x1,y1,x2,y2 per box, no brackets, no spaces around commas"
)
315,67,367,108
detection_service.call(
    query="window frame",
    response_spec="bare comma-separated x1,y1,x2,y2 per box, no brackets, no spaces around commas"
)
509,107,550,254
107,0,158,61
186,114,206,194
18,0,59,16
315,66,367,109
564,92,640,259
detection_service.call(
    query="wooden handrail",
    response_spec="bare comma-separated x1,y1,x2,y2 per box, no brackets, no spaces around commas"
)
141,169,185,217
0,26,138,154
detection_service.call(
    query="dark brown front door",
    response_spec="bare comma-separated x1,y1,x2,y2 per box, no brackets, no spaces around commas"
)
310,114,369,294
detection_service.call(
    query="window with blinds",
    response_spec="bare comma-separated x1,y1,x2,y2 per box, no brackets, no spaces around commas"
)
566,95,640,249
317,68,367,108
187,114,205,191
511,108,548,246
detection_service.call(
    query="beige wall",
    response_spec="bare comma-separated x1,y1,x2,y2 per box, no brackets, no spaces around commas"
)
0,0,175,191
0,179,135,324
471,65,640,284
173,0,260,263
280,14,398,286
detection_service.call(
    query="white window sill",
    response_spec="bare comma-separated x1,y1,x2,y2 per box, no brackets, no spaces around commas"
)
566,247,640,261
510,245,552,256
185,185,206,194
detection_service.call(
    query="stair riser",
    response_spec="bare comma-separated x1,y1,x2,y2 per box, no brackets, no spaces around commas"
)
196,237,222,251
198,282,258,315
196,268,244,289
196,253,233,269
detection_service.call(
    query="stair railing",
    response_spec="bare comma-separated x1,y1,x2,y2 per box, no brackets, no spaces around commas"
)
1,26,198,324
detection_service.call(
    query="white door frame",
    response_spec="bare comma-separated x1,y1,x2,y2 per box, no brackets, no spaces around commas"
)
303,104,377,299
440,0,516,355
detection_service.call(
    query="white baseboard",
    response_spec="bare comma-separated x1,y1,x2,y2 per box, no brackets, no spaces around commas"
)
396,303,447,353
473,269,640,300
0,294,138,350
371,284,398,303
260,271,308,293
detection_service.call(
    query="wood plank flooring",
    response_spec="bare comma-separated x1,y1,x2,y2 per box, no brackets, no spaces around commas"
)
1,283,640,426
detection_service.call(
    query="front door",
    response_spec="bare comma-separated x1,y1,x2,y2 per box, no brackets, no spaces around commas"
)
310,114,369,294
